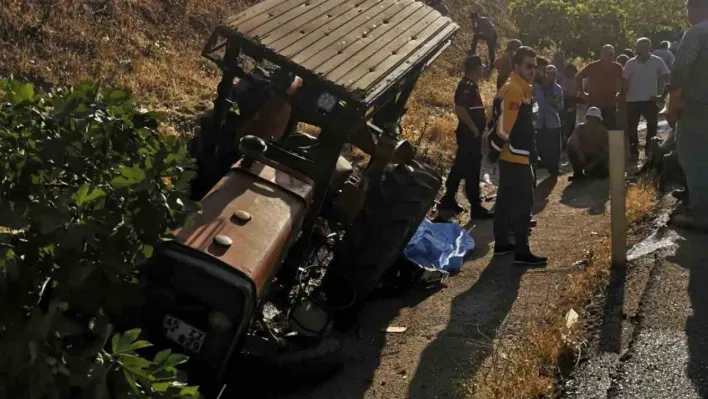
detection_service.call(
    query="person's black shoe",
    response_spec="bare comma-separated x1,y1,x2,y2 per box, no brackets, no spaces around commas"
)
671,189,688,203
529,219,538,228
514,252,548,267
494,244,516,256
470,207,494,220
568,172,586,182
440,199,465,214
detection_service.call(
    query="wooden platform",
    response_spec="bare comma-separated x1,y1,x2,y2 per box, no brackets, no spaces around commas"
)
221,0,458,102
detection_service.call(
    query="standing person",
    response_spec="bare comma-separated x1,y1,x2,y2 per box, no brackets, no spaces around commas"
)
622,49,636,59
616,54,629,66
670,40,680,54
470,12,497,66
493,39,522,89
534,65,564,175
530,57,549,166
666,0,708,231
575,44,623,129
623,37,671,160
439,55,494,219
427,0,450,16
562,64,579,144
488,46,548,266
567,107,610,181
653,40,676,70
616,54,630,131
551,50,567,85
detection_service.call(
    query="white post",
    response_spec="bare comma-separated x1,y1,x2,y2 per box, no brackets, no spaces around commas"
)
609,130,627,266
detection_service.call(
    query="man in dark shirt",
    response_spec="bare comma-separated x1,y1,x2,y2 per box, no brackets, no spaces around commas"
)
471,12,498,68
439,54,494,219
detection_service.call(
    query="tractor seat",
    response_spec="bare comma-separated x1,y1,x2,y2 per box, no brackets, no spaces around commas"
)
282,131,354,189
330,156,354,190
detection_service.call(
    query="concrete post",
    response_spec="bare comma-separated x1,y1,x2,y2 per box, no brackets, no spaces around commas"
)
609,130,627,266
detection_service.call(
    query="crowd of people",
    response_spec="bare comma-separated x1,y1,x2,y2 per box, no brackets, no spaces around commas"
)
439,0,708,267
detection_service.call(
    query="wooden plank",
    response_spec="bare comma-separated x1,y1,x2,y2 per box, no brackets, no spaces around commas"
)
225,0,287,28
267,0,383,52
337,12,446,87
245,0,335,39
236,0,311,36
281,0,405,60
257,0,352,45
361,23,457,98
322,6,434,82
306,2,425,74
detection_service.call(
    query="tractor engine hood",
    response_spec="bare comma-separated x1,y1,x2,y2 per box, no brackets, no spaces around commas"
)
173,159,315,298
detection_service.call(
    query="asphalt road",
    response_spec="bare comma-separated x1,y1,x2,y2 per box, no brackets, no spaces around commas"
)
564,220,708,399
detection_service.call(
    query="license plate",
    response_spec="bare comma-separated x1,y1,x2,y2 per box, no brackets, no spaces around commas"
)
163,315,206,353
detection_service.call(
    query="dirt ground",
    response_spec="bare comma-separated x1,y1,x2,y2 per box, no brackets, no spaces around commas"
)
279,162,614,399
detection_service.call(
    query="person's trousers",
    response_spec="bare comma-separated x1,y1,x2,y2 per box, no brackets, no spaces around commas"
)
442,137,482,208
568,145,609,178
471,34,497,65
677,106,708,223
563,108,577,144
599,107,618,130
538,127,562,174
617,101,627,131
626,101,659,156
494,161,535,253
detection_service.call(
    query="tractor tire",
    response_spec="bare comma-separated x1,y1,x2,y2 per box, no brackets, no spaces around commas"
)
325,160,441,311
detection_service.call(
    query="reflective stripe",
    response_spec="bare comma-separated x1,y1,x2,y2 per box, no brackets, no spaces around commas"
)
491,140,502,151
508,143,530,156
469,106,485,110
498,103,509,139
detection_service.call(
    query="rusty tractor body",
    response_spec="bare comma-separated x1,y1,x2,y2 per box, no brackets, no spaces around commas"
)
138,0,459,395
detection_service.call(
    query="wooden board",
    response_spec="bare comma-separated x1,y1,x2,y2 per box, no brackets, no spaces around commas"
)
222,0,458,103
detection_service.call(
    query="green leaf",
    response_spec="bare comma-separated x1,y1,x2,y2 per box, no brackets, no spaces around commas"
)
112,328,144,354
72,184,107,206
6,80,35,104
112,332,122,354
122,340,153,353
163,353,189,368
179,386,200,397
112,166,147,188
153,349,172,366
141,244,154,258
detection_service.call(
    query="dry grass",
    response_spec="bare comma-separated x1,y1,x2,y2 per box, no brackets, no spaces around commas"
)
469,183,657,399
0,0,252,128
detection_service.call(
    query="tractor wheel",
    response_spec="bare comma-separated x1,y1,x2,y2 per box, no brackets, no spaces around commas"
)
325,160,441,313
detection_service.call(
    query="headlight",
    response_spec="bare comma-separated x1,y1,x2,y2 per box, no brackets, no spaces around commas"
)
208,311,233,333
316,92,338,112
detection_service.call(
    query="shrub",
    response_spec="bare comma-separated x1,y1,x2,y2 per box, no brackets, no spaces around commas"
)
0,79,200,398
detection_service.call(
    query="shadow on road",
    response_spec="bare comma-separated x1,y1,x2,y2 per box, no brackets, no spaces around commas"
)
282,282,445,399
408,256,525,398
598,262,627,354
560,177,609,215
534,175,558,215
669,228,708,397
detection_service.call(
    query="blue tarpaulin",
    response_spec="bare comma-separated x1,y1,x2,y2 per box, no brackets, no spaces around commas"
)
403,219,475,274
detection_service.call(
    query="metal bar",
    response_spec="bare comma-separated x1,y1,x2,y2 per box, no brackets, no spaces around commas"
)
609,129,626,266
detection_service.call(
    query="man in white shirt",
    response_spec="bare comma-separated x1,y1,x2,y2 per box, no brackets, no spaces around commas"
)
653,40,676,69
622,37,671,160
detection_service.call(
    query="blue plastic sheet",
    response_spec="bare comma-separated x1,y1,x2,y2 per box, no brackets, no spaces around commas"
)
403,219,475,274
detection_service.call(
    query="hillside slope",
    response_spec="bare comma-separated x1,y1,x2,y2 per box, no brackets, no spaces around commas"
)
1,0,515,156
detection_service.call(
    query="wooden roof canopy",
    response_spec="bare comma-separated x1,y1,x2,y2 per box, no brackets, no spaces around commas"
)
211,0,459,105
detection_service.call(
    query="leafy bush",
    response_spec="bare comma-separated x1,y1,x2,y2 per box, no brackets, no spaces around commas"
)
0,79,200,398
509,0,687,59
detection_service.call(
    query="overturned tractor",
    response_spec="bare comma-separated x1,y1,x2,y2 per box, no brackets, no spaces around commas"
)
136,0,459,395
